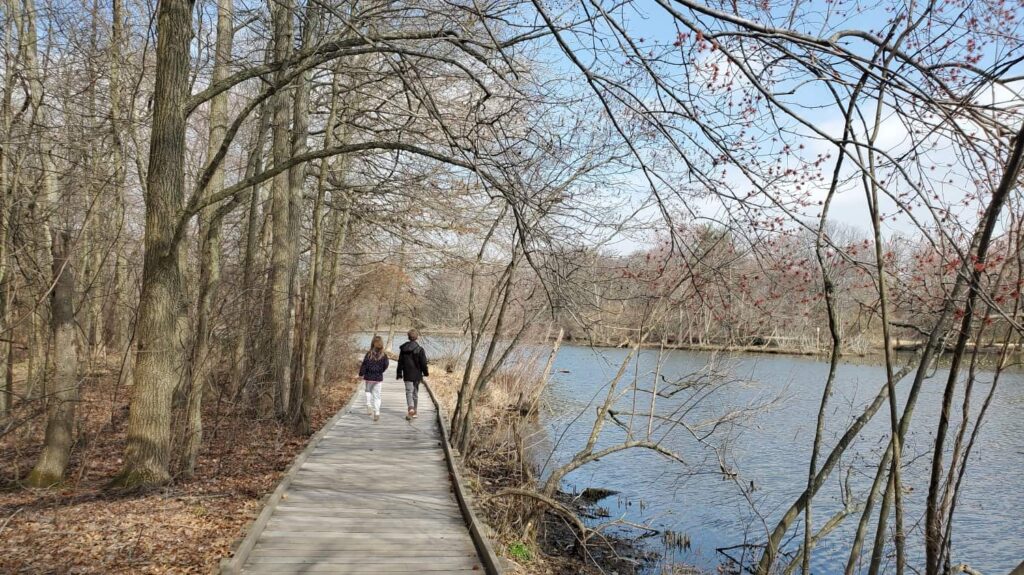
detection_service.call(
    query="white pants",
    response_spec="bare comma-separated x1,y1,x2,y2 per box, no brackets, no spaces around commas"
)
364,381,381,415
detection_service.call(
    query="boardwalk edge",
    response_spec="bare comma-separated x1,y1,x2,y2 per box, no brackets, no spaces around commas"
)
218,387,362,574
424,381,505,575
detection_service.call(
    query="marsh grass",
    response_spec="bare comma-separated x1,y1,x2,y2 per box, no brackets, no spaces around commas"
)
430,348,624,573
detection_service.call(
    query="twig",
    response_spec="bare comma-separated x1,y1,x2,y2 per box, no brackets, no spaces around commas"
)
0,507,24,537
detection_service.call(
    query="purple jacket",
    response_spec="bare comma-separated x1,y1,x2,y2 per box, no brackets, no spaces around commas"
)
359,353,389,382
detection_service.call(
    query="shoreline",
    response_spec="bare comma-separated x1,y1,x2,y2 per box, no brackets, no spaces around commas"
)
427,370,665,574
577,339,1024,362
385,327,1022,363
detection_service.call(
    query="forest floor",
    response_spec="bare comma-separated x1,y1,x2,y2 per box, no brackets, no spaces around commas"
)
0,357,357,574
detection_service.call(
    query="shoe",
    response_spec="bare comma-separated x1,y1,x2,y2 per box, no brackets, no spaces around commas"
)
406,408,414,421
411,408,417,418
373,413,380,422
366,405,373,415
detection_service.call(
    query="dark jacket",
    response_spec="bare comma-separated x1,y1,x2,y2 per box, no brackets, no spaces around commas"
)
359,352,389,382
396,341,428,382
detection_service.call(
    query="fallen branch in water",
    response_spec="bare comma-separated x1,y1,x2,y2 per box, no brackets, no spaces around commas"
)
483,487,591,546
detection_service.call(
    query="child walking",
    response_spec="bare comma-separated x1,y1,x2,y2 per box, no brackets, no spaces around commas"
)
359,336,388,421
396,329,429,420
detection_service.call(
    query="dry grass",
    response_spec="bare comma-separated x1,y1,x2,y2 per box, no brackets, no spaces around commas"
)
0,353,358,574
430,353,615,575
430,338,469,374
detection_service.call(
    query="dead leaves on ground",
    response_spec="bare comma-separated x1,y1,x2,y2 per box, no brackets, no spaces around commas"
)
0,363,355,574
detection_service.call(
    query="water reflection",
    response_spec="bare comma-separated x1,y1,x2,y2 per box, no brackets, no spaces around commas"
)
535,345,1023,573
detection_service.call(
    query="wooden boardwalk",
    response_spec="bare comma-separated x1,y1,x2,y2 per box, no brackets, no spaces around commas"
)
225,363,495,574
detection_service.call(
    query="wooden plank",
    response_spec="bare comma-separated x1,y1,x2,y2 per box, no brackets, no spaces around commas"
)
288,476,451,484
325,423,438,430
279,491,455,503
294,463,445,471
313,442,441,448
259,525,470,535
229,361,500,575
295,463,446,471
246,556,482,567
281,490,455,502
249,545,477,556
285,484,452,495
299,459,443,467
264,522,466,533
273,501,459,511
286,483,455,495
292,458,444,468
256,527,471,540
251,542,474,553
243,566,482,575
310,447,440,454
274,505,461,516
258,530,470,539
293,471,447,478
275,499,458,508
274,504,461,514
301,460,445,467
264,517,466,529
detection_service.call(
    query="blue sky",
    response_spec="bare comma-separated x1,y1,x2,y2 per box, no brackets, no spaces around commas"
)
532,0,1024,249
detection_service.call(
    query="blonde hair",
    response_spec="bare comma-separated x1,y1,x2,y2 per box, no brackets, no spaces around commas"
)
369,335,385,360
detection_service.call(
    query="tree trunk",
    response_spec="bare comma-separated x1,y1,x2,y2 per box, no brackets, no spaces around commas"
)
0,0,14,415
314,193,351,390
103,0,128,355
179,0,233,477
288,285,305,423
268,0,294,420
109,0,192,489
26,231,79,487
925,120,1024,575
82,13,105,359
295,60,339,434
22,0,55,402
285,5,316,428
230,97,270,401
450,211,505,439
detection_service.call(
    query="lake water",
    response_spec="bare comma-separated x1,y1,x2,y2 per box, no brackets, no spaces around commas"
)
530,344,1023,574
365,334,1023,573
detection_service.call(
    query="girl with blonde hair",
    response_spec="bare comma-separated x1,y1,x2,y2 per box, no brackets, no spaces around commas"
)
358,335,389,421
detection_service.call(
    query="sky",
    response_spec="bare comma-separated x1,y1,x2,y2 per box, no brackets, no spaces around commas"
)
534,0,1024,250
